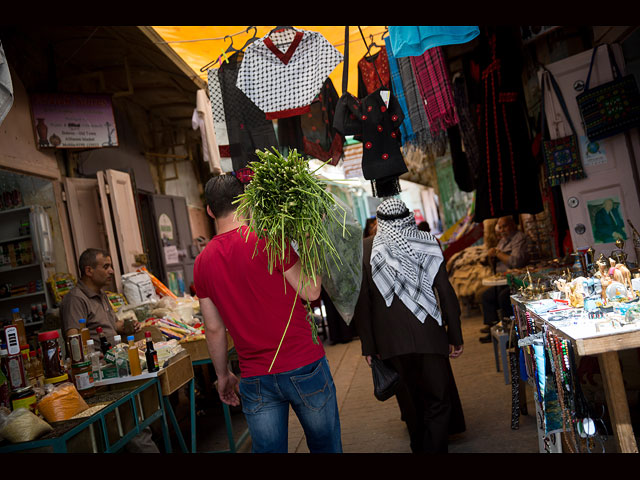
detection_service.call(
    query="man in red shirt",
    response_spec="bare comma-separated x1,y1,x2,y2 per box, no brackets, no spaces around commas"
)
193,174,342,453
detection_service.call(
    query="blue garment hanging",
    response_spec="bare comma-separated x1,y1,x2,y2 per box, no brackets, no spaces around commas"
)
388,26,480,58
384,36,415,145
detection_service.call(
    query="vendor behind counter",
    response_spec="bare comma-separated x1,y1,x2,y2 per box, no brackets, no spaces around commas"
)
60,248,138,344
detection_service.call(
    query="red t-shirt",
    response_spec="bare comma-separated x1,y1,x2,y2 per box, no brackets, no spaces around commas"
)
193,225,325,377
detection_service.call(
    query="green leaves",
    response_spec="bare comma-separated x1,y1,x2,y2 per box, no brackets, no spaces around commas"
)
234,147,345,284
233,148,346,368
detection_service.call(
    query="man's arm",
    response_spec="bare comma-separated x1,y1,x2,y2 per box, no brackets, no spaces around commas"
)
283,258,321,301
200,296,239,406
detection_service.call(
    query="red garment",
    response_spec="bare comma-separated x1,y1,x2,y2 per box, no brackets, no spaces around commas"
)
358,46,391,98
193,226,325,377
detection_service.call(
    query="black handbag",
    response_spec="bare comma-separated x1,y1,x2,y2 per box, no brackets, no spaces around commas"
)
576,43,640,142
540,68,586,187
370,357,400,402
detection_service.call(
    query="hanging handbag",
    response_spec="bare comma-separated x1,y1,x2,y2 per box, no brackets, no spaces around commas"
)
576,43,640,142
370,356,400,402
540,68,586,187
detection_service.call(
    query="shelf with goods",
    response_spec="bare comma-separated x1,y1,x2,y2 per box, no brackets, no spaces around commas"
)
0,205,53,329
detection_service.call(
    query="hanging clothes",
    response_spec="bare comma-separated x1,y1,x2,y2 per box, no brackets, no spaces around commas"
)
470,26,543,222
333,87,407,197
388,26,480,58
0,41,13,126
192,89,223,175
236,27,343,120
217,51,279,172
396,56,434,148
357,45,391,99
300,78,344,165
277,78,344,165
385,36,416,146
451,73,482,185
207,68,233,172
410,46,459,138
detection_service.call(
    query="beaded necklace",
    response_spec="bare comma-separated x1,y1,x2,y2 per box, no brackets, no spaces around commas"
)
546,330,580,452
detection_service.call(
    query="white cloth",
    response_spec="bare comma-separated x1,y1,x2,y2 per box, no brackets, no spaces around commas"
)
192,89,222,175
371,198,444,325
0,41,14,126
236,28,343,119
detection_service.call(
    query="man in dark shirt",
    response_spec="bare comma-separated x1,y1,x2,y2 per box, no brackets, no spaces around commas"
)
353,198,464,453
479,216,530,343
61,248,156,453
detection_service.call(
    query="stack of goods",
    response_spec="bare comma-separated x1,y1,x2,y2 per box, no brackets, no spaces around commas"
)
0,239,33,268
446,246,492,300
47,273,76,305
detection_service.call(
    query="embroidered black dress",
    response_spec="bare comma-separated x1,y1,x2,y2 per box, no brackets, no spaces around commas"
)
468,27,543,222
218,52,279,171
333,88,408,197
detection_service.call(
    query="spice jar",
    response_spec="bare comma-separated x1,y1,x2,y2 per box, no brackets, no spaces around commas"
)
38,331,64,379
10,385,37,413
71,362,95,399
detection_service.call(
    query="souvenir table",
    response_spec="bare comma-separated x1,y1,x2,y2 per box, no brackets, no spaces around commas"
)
511,294,640,453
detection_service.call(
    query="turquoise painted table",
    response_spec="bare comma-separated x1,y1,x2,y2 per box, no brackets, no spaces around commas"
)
0,377,171,453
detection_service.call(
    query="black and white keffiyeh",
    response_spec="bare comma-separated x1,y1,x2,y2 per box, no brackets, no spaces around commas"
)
371,198,444,325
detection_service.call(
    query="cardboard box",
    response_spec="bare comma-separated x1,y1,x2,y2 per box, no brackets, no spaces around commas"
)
179,331,233,362
158,350,193,396
134,325,165,343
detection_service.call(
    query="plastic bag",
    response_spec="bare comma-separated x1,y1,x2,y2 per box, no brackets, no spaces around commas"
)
122,271,159,306
36,382,89,423
0,407,53,443
320,193,363,325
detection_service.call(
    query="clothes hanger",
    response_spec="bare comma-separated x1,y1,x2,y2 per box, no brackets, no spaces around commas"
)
267,26,297,49
199,35,235,72
268,26,294,36
238,26,258,50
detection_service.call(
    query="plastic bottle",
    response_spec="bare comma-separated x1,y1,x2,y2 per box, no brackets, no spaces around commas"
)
86,339,101,382
144,331,159,373
96,327,111,355
111,336,129,377
127,335,142,376
78,318,90,354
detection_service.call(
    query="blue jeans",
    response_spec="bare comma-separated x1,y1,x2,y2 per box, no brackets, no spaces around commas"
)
239,356,342,453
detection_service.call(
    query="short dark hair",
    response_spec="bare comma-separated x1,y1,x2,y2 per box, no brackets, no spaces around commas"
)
417,221,430,232
204,174,245,218
78,248,110,277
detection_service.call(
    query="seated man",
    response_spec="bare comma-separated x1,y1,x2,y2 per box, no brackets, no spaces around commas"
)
479,216,529,343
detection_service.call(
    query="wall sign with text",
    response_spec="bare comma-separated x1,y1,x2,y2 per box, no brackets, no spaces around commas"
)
30,93,119,149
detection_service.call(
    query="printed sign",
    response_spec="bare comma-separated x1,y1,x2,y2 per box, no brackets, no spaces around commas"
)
30,93,118,149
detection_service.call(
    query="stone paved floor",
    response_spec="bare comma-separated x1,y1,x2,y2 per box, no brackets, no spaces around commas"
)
187,311,541,454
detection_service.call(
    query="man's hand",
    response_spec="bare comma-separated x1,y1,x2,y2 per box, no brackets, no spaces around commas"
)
216,371,240,406
487,247,498,257
365,354,381,367
449,344,464,358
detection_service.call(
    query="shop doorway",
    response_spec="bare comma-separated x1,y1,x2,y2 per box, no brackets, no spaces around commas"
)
138,192,196,297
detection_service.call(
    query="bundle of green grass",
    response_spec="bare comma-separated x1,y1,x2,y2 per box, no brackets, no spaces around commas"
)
234,148,348,369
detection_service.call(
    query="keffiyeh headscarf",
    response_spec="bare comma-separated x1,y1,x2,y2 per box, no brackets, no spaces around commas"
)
371,198,444,325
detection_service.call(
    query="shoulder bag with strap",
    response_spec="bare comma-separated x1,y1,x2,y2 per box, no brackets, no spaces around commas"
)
576,43,640,142
541,68,586,187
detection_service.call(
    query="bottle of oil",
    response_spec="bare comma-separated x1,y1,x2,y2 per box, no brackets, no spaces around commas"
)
78,318,90,355
127,336,142,376
11,308,27,349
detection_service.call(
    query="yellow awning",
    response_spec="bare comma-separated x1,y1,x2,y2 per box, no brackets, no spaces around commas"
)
152,26,388,95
